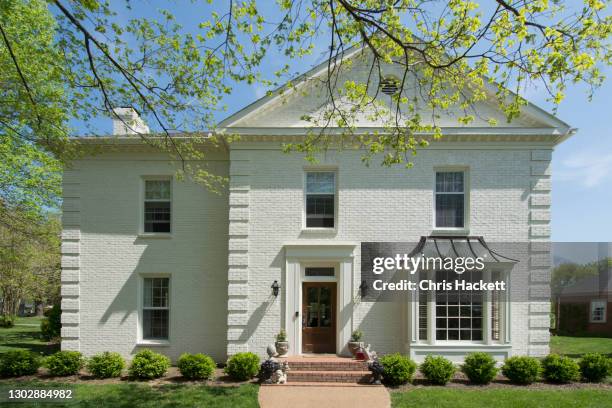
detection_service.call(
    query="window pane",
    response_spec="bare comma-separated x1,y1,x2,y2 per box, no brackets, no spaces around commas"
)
143,278,168,308
145,180,171,200
306,195,334,228
144,202,171,233
306,172,334,194
305,267,335,277
436,172,464,193
435,194,464,228
143,309,169,339
319,287,332,327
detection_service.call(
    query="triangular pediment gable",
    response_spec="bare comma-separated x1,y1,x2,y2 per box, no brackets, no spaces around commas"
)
219,46,571,138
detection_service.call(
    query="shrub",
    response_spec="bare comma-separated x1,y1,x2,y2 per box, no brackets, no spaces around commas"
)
579,353,612,383
275,329,287,342
541,354,580,383
128,349,170,380
0,350,41,377
461,352,498,385
87,352,125,378
224,352,260,381
420,355,456,385
41,305,61,341
44,351,84,376
501,356,541,384
177,353,216,380
350,330,363,342
379,353,417,386
0,315,15,328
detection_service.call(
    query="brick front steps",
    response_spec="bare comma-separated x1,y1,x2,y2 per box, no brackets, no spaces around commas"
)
275,356,375,385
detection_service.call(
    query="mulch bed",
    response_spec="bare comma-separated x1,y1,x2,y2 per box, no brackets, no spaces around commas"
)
0,367,258,387
392,371,612,391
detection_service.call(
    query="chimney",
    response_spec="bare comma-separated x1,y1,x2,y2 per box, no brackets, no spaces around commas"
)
112,107,150,135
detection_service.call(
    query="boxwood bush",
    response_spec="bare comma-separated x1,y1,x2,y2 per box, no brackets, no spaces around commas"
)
542,354,580,383
45,351,84,376
224,352,260,381
87,352,125,378
501,356,541,384
420,355,456,385
461,352,498,384
379,353,417,386
579,353,612,383
128,349,170,380
177,353,216,380
0,350,41,377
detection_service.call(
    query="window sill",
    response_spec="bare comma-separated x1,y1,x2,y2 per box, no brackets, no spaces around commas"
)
137,233,173,239
430,228,470,236
136,340,170,347
301,228,337,234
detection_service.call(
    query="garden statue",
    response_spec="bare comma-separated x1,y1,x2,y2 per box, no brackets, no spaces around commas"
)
260,344,290,384
368,359,384,385
270,361,289,384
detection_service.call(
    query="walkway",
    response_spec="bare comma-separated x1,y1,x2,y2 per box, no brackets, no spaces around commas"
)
258,384,390,408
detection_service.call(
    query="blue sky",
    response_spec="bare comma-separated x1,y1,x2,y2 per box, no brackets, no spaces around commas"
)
74,2,611,242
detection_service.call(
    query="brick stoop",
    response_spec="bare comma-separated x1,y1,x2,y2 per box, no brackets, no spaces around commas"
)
277,356,374,385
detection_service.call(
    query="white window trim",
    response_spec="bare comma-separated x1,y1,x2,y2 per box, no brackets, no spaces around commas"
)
137,274,171,346
432,167,470,235
139,176,173,238
590,300,607,323
412,268,509,346
302,168,338,232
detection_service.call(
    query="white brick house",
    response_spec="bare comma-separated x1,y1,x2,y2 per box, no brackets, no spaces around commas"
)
61,49,574,363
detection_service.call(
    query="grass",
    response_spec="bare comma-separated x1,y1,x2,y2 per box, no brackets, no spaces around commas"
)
0,316,59,355
391,388,612,408
0,380,259,408
550,336,612,358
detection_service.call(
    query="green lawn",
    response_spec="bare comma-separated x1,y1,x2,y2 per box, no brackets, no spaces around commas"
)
550,336,612,358
0,381,259,408
392,388,612,408
0,316,59,355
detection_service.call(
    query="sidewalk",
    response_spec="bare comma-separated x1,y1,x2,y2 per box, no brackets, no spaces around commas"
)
258,385,390,408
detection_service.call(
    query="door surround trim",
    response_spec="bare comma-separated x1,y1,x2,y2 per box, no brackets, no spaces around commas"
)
284,243,356,356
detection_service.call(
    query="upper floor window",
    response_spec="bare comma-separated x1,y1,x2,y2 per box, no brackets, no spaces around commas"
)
590,300,607,323
305,171,335,228
435,171,465,228
144,179,171,233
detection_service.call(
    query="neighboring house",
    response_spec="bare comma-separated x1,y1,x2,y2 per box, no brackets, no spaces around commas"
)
60,48,575,363
556,272,612,336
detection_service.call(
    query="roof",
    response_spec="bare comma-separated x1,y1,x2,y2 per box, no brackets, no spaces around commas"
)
559,272,612,297
217,45,575,143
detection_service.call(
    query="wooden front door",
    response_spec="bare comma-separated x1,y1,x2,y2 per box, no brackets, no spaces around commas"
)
302,282,336,353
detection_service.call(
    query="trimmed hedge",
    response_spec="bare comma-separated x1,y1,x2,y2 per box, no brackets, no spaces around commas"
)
501,356,541,385
177,353,216,380
87,352,125,378
128,349,170,380
224,352,260,381
579,353,612,383
379,353,417,386
420,355,456,385
461,352,498,385
0,350,41,377
542,354,580,383
45,351,84,376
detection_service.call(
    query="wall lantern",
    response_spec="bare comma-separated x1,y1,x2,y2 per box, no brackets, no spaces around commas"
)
359,280,368,297
271,280,281,297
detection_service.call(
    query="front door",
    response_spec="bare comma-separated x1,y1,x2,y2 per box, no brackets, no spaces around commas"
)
302,282,336,353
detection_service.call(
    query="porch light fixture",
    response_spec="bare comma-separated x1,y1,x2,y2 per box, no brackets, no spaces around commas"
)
359,280,368,297
271,280,281,297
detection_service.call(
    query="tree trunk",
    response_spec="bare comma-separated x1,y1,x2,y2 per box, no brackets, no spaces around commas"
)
35,301,45,317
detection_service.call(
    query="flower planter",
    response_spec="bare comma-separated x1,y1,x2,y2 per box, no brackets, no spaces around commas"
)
348,341,363,357
275,341,289,356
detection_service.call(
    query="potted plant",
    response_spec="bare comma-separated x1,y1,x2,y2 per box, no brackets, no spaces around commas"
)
348,330,363,357
275,329,289,356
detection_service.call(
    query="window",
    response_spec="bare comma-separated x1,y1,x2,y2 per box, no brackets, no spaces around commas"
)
144,179,171,233
305,267,335,277
142,277,170,340
591,300,607,323
435,269,483,341
435,171,465,228
305,171,335,228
